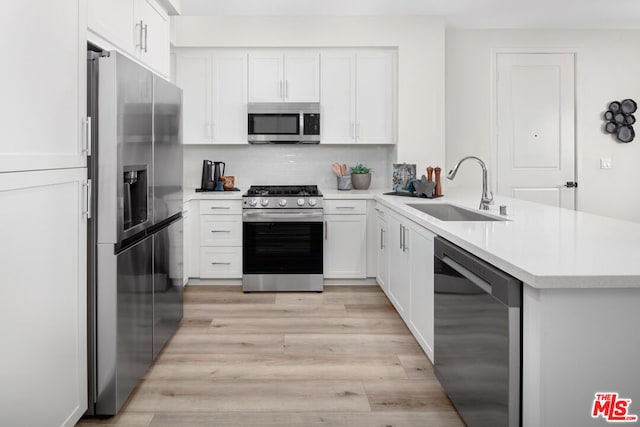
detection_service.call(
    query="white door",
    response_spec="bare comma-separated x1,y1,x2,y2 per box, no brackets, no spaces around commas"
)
284,52,320,102
496,53,576,209
356,51,394,144
176,53,211,144
212,52,248,144
323,215,367,279
0,0,86,172
248,52,284,102
0,168,87,427
320,52,357,143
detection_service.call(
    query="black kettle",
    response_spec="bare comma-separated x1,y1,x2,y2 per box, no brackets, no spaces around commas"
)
212,161,226,184
200,160,226,191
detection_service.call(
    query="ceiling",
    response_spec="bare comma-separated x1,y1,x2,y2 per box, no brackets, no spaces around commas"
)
180,0,640,29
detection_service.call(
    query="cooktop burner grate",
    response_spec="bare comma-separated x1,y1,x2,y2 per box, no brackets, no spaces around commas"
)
245,185,322,197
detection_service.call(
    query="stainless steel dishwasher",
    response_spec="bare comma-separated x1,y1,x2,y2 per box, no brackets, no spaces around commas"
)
434,237,522,427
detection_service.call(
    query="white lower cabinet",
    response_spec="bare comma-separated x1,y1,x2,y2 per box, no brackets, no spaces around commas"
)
196,199,243,279
380,203,435,361
375,207,389,292
0,168,87,427
387,212,411,319
407,223,435,360
199,247,243,278
324,200,367,279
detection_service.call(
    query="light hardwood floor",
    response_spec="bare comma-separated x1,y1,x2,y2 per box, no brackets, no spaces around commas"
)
78,285,464,427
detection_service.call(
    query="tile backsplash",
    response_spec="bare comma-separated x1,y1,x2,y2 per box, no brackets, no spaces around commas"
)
184,144,394,191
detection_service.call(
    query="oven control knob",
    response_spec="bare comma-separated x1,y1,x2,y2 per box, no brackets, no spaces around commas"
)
297,198,305,206
248,198,258,207
260,198,269,207
308,198,317,207
279,198,287,207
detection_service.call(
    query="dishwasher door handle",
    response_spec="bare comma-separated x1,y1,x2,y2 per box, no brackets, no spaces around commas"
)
442,256,493,295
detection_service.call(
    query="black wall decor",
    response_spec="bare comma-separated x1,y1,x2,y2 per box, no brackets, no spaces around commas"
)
603,99,636,143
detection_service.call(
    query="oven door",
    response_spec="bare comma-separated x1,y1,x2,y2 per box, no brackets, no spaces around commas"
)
243,210,323,275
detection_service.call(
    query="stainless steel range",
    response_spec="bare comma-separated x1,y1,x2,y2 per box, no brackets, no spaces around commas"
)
242,185,324,292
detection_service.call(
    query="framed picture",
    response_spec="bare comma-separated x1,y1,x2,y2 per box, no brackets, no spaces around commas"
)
392,163,416,191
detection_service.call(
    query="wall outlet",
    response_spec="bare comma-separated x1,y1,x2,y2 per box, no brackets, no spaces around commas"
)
600,158,612,169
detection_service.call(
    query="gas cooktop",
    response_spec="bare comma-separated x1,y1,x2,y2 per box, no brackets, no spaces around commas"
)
243,185,323,209
244,185,322,197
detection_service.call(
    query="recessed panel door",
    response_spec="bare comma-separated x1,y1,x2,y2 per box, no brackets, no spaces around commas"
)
496,53,575,209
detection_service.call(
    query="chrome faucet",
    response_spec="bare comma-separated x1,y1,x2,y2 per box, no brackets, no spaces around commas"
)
447,156,494,210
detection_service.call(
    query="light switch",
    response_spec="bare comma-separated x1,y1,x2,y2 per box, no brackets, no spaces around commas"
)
600,158,612,169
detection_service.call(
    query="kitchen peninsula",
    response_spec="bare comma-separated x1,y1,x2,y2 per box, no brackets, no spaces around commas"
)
375,193,640,427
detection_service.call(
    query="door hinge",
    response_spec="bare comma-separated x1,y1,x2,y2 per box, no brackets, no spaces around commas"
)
83,179,92,219
564,181,578,188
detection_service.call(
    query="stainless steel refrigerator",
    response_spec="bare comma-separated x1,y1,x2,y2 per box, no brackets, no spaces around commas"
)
86,50,183,416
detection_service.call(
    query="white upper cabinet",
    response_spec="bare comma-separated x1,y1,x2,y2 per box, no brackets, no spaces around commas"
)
88,0,170,77
320,52,357,143
248,51,320,102
0,0,86,173
134,0,170,76
356,51,394,144
88,0,134,53
320,50,395,144
177,53,211,144
212,53,248,144
176,50,248,145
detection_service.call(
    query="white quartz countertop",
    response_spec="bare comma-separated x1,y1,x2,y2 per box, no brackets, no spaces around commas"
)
184,188,246,201
320,188,384,199
375,193,640,289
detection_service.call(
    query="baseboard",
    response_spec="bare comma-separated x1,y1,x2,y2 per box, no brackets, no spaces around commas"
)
185,277,378,287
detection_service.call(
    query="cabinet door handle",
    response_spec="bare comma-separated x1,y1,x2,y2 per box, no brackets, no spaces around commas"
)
336,206,355,209
380,228,384,250
143,23,148,53
403,227,408,252
82,117,92,155
285,80,289,99
211,262,231,265
210,230,231,233
135,20,143,49
210,206,230,210
352,122,356,140
356,122,361,140
399,224,403,250
325,221,328,240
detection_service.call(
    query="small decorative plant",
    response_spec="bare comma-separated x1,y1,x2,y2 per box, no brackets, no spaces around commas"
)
350,163,372,190
350,163,371,174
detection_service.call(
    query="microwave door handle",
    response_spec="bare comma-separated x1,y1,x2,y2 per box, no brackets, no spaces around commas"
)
300,113,304,138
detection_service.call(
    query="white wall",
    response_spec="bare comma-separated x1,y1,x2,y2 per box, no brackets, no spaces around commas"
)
184,144,393,191
172,15,446,175
446,29,640,223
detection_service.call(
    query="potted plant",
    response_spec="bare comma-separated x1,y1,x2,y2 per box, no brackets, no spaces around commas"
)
350,163,372,190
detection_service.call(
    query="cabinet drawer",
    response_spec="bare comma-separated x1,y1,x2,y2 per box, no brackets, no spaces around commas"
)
324,199,367,215
199,247,242,278
199,200,242,215
199,216,242,246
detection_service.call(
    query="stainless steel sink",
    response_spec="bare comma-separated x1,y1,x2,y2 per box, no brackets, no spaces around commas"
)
406,203,505,222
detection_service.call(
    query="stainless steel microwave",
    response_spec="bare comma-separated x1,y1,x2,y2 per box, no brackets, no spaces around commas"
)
247,102,320,144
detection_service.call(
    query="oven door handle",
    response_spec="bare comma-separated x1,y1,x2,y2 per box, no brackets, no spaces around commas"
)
242,210,324,222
